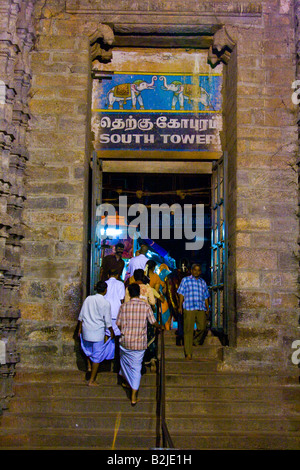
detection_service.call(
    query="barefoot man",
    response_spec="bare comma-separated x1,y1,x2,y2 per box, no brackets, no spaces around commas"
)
78,281,115,386
116,283,163,405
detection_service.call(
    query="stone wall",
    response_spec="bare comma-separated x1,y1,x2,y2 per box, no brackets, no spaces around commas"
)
0,0,36,413
225,4,299,370
18,1,92,369
14,0,300,372
203,2,299,371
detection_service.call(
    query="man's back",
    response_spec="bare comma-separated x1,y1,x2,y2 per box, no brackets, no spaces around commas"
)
127,254,148,276
116,298,156,350
105,277,125,315
78,294,112,341
101,254,124,281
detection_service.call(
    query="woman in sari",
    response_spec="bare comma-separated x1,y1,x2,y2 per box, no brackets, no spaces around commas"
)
143,261,166,371
156,263,172,330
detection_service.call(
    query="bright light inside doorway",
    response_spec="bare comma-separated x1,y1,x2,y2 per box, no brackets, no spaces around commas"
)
100,228,123,237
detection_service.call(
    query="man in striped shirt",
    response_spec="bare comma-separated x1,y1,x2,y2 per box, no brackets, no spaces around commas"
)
177,263,210,360
116,283,162,405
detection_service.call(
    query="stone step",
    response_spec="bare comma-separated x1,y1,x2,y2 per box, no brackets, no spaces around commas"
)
2,365,299,450
12,382,156,399
14,371,297,394
8,397,156,414
13,368,297,387
170,431,300,451
162,345,222,360
7,396,295,416
166,384,300,402
0,428,299,450
162,329,222,345
14,381,299,402
2,410,299,434
164,358,221,373
164,372,297,387
13,368,155,383
164,415,300,434
1,411,157,432
0,428,157,450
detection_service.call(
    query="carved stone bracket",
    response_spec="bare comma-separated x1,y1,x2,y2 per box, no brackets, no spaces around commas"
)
89,24,114,63
208,26,237,67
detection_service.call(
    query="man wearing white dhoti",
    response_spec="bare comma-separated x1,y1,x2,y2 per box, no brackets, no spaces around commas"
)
116,282,162,405
104,269,126,336
104,269,126,371
78,281,115,386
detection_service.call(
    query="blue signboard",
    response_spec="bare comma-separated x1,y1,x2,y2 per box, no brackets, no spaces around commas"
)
92,72,222,152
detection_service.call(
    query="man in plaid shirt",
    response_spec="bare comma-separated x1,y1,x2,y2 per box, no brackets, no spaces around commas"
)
177,263,210,360
116,283,162,405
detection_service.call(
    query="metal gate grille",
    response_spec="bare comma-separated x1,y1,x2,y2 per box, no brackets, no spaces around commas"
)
90,152,103,294
210,152,228,334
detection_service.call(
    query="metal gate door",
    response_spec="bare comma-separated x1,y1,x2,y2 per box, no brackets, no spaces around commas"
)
90,151,103,294
210,152,228,334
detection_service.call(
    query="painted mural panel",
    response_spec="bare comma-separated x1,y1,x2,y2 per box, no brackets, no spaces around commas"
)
92,71,222,153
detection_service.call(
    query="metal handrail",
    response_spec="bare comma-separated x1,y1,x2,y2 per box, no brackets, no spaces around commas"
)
155,300,174,449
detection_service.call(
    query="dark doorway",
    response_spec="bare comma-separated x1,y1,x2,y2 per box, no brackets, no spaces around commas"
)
102,172,211,284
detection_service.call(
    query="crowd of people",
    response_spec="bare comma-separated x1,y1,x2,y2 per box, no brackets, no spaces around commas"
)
77,242,210,405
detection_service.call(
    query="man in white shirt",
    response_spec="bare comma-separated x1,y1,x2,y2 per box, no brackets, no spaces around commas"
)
78,281,114,386
104,269,126,336
126,244,149,279
104,269,126,371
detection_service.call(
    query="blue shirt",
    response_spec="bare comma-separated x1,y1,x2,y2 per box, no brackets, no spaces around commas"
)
177,275,210,311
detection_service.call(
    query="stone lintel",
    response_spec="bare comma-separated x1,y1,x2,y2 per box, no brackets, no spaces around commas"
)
65,1,263,42
66,1,262,17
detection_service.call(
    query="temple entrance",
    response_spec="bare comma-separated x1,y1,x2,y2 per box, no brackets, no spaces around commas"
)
89,155,228,340
89,46,227,339
100,170,211,282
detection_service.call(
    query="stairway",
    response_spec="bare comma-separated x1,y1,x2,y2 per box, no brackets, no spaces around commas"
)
162,330,300,450
0,330,299,450
0,365,158,450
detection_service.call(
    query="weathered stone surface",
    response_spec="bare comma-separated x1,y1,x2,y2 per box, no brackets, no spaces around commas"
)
0,0,297,377
236,218,271,231
17,302,54,321
22,260,81,280
26,196,69,209
236,271,260,289
236,291,271,310
19,280,61,301
60,282,83,321
0,0,36,413
54,241,82,259
236,325,279,348
60,226,84,242
236,248,278,270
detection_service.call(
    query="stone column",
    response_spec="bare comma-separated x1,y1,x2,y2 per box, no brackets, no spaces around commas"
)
209,4,298,370
18,3,115,368
0,0,36,414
